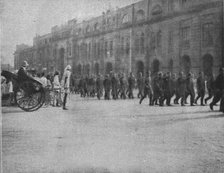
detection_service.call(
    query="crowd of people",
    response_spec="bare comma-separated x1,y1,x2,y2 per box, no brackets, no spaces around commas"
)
70,68,224,113
1,60,224,113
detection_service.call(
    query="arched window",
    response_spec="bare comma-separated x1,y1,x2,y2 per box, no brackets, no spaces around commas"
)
152,5,162,15
122,14,131,24
136,10,145,21
94,23,99,31
140,33,145,54
86,25,90,33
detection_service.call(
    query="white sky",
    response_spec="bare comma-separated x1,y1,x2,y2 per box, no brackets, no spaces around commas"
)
1,0,141,66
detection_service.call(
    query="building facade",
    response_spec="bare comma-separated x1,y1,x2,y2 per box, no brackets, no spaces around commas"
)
14,0,224,77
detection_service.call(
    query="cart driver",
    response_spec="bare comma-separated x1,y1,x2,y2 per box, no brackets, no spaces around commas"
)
17,61,32,82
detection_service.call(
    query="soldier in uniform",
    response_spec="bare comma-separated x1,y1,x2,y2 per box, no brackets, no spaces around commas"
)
210,67,224,111
127,72,135,99
111,73,119,100
103,74,111,100
162,72,173,106
96,74,103,100
176,71,186,106
186,72,195,106
119,73,127,99
220,68,224,112
152,72,162,106
137,72,144,98
205,74,215,104
139,71,153,105
195,71,206,106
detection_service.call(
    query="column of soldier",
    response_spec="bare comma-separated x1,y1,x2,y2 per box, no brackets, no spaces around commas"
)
71,68,224,112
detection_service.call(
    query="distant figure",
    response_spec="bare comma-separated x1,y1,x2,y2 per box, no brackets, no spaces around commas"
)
53,71,61,107
61,65,72,110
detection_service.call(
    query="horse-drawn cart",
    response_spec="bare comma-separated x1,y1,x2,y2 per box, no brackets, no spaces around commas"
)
1,70,45,112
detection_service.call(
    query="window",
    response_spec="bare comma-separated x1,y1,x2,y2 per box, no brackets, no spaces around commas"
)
88,43,91,59
168,0,174,11
140,33,145,54
135,36,140,54
157,31,162,48
168,31,174,52
181,26,190,48
122,14,131,24
93,43,96,58
152,5,162,15
105,41,108,58
68,42,72,56
86,25,90,33
110,40,113,56
97,42,100,58
136,10,145,21
94,23,99,31
126,39,130,55
202,23,213,47
121,37,124,55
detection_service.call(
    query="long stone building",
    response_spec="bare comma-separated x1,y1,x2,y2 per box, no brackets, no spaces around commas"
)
14,0,224,77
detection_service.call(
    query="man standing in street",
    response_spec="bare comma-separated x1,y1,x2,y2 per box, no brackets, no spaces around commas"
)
61,65,72,110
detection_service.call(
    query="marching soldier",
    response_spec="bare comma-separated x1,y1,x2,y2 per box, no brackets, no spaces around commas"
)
162,72,173,106
195,71,206,106
111,73,119,100
210,68,224,111
186,72,195,106
205,74,215,104
96,74,103,100
119,73,127,99
152,72,162,105
127,72,135,99
139,71,153,105
137,72,144,98
176,72,186,106
103,74,111,100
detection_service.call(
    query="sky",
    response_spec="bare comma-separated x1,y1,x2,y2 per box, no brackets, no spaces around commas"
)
1,0,141,66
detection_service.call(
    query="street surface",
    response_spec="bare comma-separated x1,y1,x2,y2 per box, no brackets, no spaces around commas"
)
2,94,224,173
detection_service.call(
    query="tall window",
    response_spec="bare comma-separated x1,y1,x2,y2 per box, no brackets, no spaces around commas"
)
140,33,145,54
203,23,213,47
157,31,162,48
135,36,140,54
93,43,96,58
67,43,72,56
121,37,124,55
168,0,174,11
126,39,130,55
110,40,113,56
105,41,108,58
88,43,91,59
168,31,174,52
97,42,100,58
181,26,190,48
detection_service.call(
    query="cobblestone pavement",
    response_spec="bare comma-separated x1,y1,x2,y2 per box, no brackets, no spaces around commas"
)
2,94,224,173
